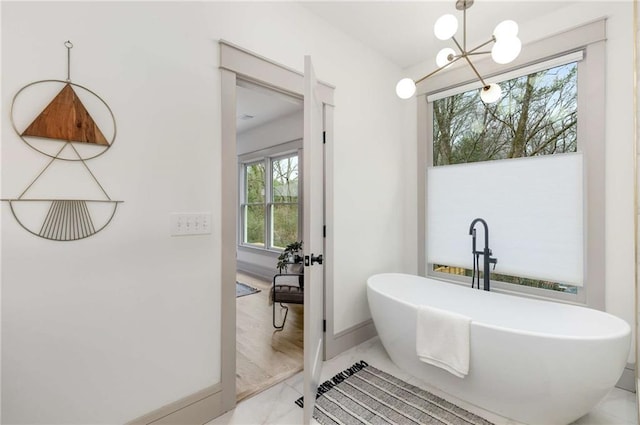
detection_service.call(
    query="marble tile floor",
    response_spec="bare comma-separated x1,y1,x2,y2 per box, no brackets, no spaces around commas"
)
208,337,638,425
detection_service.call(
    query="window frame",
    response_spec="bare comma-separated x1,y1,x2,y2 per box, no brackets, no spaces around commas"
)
240,159,267,248
416,20,606,309
269,152,300,250
238,139,302,254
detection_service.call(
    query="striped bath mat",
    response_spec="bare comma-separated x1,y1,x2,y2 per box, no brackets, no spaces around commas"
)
298,361,494,425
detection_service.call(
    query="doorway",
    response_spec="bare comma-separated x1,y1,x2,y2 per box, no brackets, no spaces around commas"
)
219,41,335,418
234,80,305,401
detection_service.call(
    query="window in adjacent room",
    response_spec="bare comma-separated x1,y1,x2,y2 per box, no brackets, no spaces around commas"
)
270,154,299,249
240,150,300,251
242,160,266,248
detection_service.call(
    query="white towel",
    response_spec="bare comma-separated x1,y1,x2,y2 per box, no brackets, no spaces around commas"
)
416,305,471,378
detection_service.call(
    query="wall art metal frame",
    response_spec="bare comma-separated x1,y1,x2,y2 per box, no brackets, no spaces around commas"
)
3,41,123,241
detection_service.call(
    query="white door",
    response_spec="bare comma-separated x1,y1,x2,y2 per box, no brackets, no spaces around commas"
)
302,55,325,424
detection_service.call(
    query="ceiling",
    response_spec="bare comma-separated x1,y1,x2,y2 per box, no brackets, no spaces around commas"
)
236,1,575,130
236,82,303,134
300,1,574,69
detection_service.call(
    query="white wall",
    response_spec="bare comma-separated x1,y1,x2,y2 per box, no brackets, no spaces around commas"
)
2,3,222,423
1,2,409,423
405,1,637,364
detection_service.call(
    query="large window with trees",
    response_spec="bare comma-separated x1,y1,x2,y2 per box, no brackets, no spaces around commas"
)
431,60,579,294
419,20,605,308
240,151,300,251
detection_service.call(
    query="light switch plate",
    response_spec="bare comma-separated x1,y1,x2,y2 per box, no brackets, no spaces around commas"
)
170,213,212,236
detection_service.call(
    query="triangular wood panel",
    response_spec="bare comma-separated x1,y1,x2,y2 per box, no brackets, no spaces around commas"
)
21,83,109,145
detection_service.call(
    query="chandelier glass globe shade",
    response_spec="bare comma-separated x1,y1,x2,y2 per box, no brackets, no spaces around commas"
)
396,78,416,99
491,37,522,64
434,14,458,40
493,20,519,41
436,48,456,68
480,83,502,103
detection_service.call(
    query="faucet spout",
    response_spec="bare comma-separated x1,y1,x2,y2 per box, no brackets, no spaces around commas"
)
469,218,489,249
469,218,496,291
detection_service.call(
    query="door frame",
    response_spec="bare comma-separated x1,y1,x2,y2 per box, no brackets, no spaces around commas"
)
219,40,334,414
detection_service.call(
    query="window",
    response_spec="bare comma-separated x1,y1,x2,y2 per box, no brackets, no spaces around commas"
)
240,151,300,251
243,161,266,247
433,62,577,166
418,19,607,308
431,61,579,294
271,154,299,249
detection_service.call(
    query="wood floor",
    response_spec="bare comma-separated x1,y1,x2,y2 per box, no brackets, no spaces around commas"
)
236,272,303,402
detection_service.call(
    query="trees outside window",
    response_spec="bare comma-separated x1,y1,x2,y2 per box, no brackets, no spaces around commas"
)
433,62,577,166
244,161,266,247
271,155,299,249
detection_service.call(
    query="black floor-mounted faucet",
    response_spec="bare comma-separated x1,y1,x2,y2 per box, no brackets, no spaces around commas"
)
469,218,497,291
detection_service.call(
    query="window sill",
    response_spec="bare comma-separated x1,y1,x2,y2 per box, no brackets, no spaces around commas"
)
238,244,282,257
426,271,587,308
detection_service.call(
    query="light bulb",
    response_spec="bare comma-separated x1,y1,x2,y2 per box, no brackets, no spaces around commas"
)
436,48,456,68
493,20,519,41
434,14,458,40
480,83,502,103
491,37,521,64
396,78,416,99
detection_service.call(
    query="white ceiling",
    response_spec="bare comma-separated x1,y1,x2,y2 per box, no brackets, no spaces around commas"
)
236,82,303,134
237,1,575,129
300,1,574,69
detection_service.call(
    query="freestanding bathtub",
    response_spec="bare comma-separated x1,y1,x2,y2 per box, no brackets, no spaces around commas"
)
367,273,631,425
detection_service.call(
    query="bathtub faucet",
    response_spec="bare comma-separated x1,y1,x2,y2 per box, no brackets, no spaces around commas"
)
469,218,497,291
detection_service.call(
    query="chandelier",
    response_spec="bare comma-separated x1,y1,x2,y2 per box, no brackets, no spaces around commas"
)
396,0,522,103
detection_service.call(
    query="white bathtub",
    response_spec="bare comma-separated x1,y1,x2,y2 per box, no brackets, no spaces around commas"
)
367,273,631,425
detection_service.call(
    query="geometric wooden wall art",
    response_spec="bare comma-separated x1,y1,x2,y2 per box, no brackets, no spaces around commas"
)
3,41,122,241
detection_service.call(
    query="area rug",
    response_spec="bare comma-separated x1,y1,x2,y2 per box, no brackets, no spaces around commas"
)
296,361,494,425
236,281,261,298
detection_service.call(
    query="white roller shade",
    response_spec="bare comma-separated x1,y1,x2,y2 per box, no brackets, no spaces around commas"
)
427,153,583,286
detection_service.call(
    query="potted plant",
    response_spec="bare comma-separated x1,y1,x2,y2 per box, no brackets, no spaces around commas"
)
276,241,303,273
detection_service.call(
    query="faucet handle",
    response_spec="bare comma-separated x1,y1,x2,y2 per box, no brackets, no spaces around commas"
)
490,257,498,270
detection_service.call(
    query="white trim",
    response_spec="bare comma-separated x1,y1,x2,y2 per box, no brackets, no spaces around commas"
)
220,67,238,414
427,50,584,102
126,384,222,425
616,364,636,393
324,321,378,360
219,40,334,106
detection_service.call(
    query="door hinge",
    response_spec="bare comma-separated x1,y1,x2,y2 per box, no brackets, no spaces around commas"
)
322,131,326,144
323,319,326,333
323,225,326,238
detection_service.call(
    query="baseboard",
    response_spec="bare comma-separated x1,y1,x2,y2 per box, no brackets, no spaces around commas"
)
325,319,378,360
237,260,275,282
127,383,225,425
616,363,636,392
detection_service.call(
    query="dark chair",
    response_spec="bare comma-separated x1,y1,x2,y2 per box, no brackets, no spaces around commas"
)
272,273,304,330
